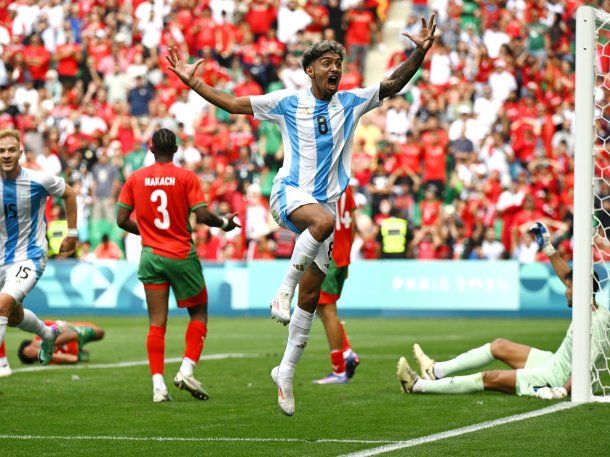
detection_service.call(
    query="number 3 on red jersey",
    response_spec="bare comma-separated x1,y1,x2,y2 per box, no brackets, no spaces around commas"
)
151,189,170,230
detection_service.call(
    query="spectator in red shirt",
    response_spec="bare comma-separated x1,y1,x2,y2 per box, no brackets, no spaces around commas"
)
246,0,278,40
23,34,50,88
344,1,377,73
93,234,122,260
54,28,82,89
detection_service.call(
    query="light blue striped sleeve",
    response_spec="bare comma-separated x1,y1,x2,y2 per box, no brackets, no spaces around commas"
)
348,83,382,116
31,170,66,197
250,89,293,121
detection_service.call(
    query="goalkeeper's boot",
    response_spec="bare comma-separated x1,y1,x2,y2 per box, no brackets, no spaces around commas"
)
270,289,293,325
413,343,436,380
38,324,61,366
174,371,210,400
313,372,348,384
396,357,419,393
153,387,172,403
271,366,295,416
0,363,12,378
345,351,360,379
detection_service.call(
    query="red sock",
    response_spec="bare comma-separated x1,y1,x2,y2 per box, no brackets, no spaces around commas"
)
339,322,352,353
331,349,346,375
184,321,207,363
0,341,5,358
147,326,166,375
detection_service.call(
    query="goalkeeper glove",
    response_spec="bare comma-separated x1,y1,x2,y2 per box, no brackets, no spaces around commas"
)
535,386,568,400
529,222,555,257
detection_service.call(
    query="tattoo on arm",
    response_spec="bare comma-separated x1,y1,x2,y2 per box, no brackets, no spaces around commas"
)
379,48,427,99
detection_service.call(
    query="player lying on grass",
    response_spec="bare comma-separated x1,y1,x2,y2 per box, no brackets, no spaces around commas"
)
314,186,359,384
397,221,610,399
167,14,436,416
0,129,77,368
17,321,104,365
117,129,239,403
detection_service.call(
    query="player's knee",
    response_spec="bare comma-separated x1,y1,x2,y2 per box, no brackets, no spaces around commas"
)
312,213,335,240
482,370,498,386
490,338,508,357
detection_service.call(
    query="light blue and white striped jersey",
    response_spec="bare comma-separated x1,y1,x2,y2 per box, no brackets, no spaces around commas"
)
0,167,65,265
251,84,381,204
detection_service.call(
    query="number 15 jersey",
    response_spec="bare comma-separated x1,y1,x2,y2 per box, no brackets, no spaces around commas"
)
118,162,206,259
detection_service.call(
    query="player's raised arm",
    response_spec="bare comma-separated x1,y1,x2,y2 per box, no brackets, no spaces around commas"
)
57,184,78,258
379,14,437,100
530,221,571,284
165,47,253,115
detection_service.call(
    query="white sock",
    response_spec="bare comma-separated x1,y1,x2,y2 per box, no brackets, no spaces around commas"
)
0,316,6,347
278,306,315,380
434,343,494,378
413,373,484,394
152,373,166,390
18,309,53,340
281,229,322,293
0,356,8,367
180,357,195,376
343,348,353,359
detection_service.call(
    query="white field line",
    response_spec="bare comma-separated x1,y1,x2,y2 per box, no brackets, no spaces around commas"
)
12,353,259,374
340,402,577,457
0,435,394,445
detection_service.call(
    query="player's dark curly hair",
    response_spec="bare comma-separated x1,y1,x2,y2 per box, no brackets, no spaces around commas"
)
151,128,178,156
18,340,36,365
301,41,346,70
565,270,600,297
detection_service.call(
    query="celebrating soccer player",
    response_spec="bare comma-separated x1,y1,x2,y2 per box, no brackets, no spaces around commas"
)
166,15,436,415
116,129,239,403
396,222,609,400
0,129,78,367
314,185,360,384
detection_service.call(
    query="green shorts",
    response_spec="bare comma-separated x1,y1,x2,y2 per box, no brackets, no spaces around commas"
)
138,246,206,308
319,259,349,305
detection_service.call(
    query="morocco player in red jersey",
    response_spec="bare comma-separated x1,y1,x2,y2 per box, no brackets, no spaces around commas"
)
314,186,360,384
116,129,239,403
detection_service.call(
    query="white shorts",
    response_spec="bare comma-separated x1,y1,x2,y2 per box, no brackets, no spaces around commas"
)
269,180,336,274
0,259,46,303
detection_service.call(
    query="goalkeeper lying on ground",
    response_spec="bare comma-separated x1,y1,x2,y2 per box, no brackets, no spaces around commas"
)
397,221,610,400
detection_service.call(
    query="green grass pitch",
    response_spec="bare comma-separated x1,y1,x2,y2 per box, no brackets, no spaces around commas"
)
1,316,609,456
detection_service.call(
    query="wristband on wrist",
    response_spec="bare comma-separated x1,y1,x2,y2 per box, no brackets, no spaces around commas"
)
220,217,229,230
543,244,556,257
66,228,78,238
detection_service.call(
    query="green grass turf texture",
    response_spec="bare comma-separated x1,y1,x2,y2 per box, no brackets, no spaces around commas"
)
1,317,609,456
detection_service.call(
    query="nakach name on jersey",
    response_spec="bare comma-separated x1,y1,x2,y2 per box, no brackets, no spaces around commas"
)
332,186,356,267
251,84,381,204
0,168,65,266
118,162,206,259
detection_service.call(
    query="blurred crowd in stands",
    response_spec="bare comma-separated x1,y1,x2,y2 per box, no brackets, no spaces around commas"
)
0,0,608,262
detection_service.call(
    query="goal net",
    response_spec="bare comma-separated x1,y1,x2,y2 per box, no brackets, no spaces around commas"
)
574,6,610,403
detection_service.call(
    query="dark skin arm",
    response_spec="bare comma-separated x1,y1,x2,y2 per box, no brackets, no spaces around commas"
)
380,15,437,100
57,184,78,258
193,206,240,231
116,205,140,235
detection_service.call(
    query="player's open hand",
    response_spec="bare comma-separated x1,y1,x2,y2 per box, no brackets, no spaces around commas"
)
57,236,77,259
223,212,241,231
402,14,437,52
165,46,204,87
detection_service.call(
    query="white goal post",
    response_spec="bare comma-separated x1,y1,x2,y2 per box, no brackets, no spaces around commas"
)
573,5,610,404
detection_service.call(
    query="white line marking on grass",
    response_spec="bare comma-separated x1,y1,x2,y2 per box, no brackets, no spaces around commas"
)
12,353,259,374
339,402,577,457
0,435,395,445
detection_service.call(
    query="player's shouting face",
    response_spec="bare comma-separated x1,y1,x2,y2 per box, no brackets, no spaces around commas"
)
0,136,21,175
307,51,343,99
